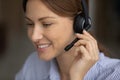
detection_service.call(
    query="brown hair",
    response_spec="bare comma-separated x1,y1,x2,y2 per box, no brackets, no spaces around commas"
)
23,0,82,16
89,31,110,56
41,0,82,17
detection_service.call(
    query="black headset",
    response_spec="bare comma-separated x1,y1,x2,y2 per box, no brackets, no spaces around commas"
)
64,0,91,51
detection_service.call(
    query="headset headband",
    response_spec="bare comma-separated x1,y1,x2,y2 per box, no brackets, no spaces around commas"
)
81,0,90,29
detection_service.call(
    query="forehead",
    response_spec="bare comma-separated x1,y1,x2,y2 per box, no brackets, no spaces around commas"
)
26,0,46,11
26,0,59,19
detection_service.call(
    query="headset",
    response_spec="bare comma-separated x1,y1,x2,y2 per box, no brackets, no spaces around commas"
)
64,0,91,51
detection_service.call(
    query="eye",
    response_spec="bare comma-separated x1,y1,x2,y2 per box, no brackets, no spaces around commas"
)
42,23,53,27
25,18,34,27
25,23,34,28
26,23,34,26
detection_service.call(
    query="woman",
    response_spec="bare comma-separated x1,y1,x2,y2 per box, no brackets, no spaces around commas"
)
15,0,120,80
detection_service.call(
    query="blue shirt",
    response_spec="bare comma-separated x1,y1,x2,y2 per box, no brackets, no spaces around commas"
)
15,52,120,80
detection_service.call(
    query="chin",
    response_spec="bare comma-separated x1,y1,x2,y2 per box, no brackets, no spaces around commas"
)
38,53,55,61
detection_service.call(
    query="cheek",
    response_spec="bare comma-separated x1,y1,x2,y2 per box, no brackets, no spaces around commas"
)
48,22,75,49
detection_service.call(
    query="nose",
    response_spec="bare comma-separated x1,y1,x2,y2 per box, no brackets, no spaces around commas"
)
31,26,43,43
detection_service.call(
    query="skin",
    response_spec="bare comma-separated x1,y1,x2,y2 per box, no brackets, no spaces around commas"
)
25,0,99,80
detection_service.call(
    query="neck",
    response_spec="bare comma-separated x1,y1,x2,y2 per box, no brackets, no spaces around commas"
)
56,47,76,79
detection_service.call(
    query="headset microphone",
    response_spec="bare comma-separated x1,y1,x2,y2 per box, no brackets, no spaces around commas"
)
64,0,91,51
64,24,91,51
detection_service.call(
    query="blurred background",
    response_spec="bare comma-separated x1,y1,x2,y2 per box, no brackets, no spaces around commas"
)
0,0,120,80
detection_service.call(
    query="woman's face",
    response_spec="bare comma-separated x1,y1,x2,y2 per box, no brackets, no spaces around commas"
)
25,0,75,61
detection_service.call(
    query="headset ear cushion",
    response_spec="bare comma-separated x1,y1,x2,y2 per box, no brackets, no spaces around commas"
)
73,14,85,33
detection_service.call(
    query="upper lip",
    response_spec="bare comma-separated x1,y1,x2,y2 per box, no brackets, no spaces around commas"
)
36,43,51,48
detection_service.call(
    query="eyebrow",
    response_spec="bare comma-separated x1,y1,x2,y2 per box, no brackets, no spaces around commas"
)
25,16,56,22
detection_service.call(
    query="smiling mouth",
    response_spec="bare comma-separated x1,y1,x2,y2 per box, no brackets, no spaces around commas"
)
38,44,51,48
37,43,51,51
36,43,51,52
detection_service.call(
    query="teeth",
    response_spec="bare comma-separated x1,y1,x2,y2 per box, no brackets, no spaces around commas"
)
38,44,49,48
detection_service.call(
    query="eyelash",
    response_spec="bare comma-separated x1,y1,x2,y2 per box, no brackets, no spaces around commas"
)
26,23,34,28
25,22,53,28
42,23,53,27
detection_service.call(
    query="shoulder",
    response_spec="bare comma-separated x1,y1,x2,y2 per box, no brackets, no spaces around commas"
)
97,53,120,80
15,52,51,80
84,52,120,80
98,53,120,67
